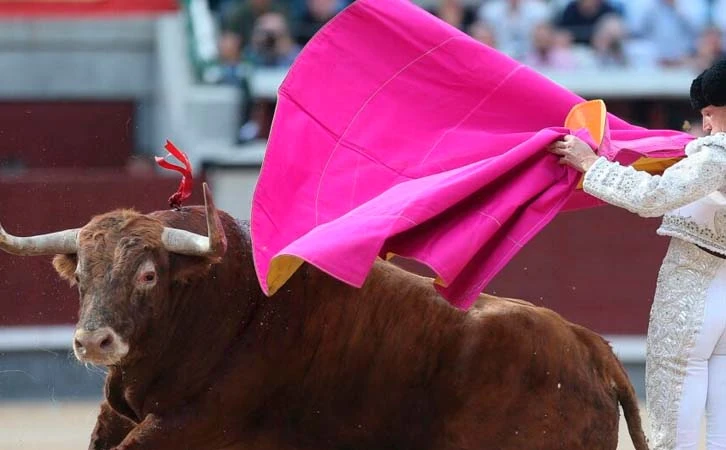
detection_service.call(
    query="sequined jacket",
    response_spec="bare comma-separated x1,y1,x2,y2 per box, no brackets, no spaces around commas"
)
582,133,726,256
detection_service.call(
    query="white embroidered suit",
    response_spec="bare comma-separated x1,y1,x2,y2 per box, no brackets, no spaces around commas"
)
583,132,726,449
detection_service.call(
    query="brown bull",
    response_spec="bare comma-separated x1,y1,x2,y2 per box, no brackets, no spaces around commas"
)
0,184,648,450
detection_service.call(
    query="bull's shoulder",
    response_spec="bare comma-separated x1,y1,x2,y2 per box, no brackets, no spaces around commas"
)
366,262,540,316
370,259,434,284
367,259,450,303
474,293,536,308
466,293,537,319
464,293,582,338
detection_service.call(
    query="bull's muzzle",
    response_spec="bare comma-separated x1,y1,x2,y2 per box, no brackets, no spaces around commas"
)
73,327,128,365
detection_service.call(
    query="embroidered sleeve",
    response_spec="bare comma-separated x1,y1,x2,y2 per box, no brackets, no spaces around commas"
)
582,134,726,217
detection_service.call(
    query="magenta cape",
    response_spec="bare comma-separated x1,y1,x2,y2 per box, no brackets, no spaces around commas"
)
250,0,694,308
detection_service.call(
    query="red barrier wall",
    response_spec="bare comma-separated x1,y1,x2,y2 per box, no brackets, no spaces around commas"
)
487,205,666,335
0,101,134,169
0,0,177,17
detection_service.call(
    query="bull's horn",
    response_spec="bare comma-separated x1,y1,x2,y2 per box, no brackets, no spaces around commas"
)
161,182,227,260
0,222,79,256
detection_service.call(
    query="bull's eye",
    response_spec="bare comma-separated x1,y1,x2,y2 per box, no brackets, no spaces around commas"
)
139,271,156,284
74,274,80,284
136,260,157,287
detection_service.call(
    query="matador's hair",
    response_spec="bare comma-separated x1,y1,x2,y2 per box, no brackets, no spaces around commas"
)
691,58,726,110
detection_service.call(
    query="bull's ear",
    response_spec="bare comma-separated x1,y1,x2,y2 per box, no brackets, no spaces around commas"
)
170,254,216,284
52,254,78,286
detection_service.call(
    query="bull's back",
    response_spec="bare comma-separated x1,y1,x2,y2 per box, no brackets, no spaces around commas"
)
336,265,623,449
438,294,622,450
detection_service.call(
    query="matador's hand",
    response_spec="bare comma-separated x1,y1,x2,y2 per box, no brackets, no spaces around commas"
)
547,135,600,173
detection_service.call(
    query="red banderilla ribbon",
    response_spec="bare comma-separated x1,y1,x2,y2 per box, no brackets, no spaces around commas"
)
155,140,193,209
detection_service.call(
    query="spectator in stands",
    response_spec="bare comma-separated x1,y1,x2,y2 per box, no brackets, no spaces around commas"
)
236,11,301,143
713,0,726,33
216,31,245,85
245,11,301,67
467,20,498,49
523,22,579,69
293,0,341,47
427,0,477,32
477,0,553,60
687,27,726,72
221,0,288,48
556,0,620,46
635,0,701,68
590,13,629,67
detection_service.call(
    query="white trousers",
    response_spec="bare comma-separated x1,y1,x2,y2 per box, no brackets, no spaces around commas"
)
647,239,726,449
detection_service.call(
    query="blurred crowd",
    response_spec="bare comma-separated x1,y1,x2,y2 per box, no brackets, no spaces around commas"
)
210,0,726,77
209,0,349,85
206,0,726,141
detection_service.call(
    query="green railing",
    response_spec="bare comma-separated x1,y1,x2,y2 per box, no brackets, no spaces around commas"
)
179,0,220,82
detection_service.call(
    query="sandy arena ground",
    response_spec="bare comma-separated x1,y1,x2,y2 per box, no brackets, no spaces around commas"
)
0,400,707,449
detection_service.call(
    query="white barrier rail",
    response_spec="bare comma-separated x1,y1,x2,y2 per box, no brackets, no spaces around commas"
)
0,325,647,363
247,66,697,101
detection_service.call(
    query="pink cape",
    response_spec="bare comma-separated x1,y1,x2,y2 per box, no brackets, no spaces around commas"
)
250,0,694,308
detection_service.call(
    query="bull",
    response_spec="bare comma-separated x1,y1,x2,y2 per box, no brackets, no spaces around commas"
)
0,183,648,450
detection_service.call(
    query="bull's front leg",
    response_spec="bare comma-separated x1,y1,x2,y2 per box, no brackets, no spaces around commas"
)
110,411,300,450
109,414,173,450
88,401,136,450
110,410,232,450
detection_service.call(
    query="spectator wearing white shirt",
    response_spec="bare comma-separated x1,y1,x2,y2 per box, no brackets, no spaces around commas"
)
523,22,580,69
477,0,553,60
633,0,709,67
590,13,629,67
688,26,726,72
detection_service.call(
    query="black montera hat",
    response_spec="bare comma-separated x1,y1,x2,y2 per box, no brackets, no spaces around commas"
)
691,59,726,110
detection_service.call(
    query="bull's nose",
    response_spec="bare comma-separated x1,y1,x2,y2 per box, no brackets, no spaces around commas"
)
73,327,115,357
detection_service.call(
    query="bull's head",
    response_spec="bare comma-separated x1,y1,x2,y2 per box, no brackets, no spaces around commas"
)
0,183,227,366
